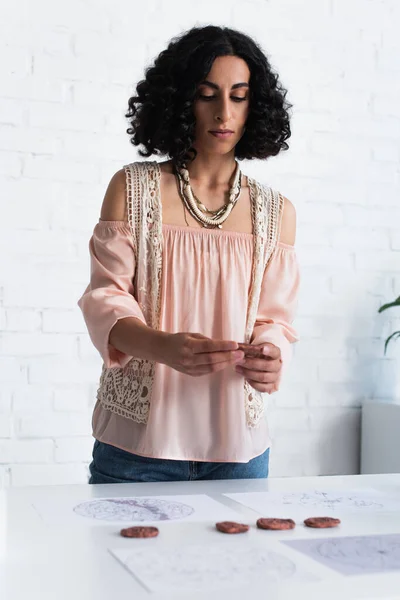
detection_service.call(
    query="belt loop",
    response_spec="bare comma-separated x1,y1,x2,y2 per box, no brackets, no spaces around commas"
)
189,461,197,480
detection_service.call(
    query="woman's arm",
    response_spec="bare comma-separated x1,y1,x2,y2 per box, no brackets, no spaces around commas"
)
236,195,300,393
100,170,167,362
78,168,244,374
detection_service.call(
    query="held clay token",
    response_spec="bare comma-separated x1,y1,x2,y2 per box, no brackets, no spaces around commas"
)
257,518,296,531
304,517,341,529
216,521,250,534
120,526,159,538
237,343,266,360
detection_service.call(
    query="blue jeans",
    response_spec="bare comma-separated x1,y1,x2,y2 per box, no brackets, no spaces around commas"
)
88,440,270,484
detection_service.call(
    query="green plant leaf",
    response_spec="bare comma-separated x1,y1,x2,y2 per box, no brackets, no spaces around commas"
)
378,295,400,313
384,331,400,354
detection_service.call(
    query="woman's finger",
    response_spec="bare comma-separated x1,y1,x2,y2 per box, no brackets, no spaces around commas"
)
262,343,281,360
184,355,243,376
236,367,278,384
237,357,281,373
190,349,244,367
246,380,274,394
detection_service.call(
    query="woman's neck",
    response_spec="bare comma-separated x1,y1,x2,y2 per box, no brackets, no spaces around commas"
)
185,153,238,189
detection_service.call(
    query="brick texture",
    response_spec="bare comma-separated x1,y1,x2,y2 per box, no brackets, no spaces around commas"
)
1,0,399,487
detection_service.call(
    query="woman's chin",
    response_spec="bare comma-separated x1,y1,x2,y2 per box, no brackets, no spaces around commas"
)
195,142,237,156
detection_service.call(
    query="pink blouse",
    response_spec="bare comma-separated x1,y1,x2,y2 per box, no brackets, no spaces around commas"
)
78,220,300,462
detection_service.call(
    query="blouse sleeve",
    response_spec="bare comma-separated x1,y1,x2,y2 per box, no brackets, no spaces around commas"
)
77,220,146,369
251,241,300,392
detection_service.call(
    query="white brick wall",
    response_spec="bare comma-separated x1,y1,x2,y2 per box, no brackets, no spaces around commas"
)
1,0,399,486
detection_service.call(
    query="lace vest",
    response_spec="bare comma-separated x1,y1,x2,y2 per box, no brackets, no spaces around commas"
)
96,161,283,427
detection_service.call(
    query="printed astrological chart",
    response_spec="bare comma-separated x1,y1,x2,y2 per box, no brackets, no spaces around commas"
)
31,494,241,526
224,489,400,518
110,543,317,593
73,496,194,522
284,533,400,576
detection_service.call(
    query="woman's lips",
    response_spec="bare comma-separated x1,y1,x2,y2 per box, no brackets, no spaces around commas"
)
209,131,234,139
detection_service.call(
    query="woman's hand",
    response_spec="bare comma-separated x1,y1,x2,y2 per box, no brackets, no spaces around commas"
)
160,332,245,377
234,342,282,393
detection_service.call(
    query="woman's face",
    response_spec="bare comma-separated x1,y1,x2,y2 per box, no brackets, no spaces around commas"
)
192,55,250,156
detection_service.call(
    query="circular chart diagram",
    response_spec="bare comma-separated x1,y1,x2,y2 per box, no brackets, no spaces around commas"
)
318,535,400,572
123,545,299,591
73,497,195,522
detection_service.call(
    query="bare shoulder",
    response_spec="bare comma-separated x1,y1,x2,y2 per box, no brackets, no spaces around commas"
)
100,168,128,221
279,195,296,246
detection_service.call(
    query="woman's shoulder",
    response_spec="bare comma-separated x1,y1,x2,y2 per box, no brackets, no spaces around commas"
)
250,177,296,246
100,161,164,222
279,195,296,246
123,159,162,172
100,168,128,222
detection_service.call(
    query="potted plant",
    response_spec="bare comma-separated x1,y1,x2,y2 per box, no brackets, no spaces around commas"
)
361,295,400,475
378,295,400,354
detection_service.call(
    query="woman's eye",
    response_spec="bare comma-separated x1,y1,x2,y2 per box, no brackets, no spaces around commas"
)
198,95,247,102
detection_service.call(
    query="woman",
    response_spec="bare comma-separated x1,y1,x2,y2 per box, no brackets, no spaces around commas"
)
78,25,300,484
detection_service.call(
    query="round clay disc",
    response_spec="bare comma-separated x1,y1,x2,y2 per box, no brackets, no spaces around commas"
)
304,517,341,529
215,521,250,534
120,526,159,538
237,343,266,359
257,518,296,530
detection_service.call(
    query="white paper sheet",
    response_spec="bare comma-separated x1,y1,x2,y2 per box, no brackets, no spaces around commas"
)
283,533,400,576
110,542,318,593
224,489,400,519
31,494,240,526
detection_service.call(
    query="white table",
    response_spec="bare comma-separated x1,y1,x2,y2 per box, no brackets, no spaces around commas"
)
2,474,400,600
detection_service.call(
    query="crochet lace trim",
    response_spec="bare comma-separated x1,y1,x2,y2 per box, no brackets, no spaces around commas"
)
244,177,283,426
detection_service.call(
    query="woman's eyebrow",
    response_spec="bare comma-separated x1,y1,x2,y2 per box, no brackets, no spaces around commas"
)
199,80,249,90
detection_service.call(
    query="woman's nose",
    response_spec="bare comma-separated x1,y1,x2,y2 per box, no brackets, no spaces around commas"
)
214,99,232,124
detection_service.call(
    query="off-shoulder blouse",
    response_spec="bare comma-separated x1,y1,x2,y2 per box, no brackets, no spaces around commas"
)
78,220,300,462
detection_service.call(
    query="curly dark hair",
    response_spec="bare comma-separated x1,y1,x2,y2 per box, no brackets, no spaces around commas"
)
125,25,292,164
